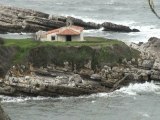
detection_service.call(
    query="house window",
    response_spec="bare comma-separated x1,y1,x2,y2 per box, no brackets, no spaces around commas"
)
51,36,55,41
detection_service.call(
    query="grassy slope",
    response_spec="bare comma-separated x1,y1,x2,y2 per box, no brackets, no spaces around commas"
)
4,37,122,47
3,37,139,66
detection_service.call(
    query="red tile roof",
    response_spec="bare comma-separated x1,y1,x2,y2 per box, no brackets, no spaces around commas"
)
47,25,84,35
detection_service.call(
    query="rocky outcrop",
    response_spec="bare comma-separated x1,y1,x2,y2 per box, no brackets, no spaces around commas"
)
2,37,160,97
0,5,139,33
0,42,140,97
102,22,140,32
0,104,10,120
67,16,101,29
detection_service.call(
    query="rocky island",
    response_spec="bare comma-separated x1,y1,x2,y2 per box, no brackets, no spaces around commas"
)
0,5,140,33
0,36,160,97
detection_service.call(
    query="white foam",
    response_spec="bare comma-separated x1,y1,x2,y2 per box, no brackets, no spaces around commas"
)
116,81,160,96
0,95,50,103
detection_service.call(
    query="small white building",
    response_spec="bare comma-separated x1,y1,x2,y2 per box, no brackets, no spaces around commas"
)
36,25,84,42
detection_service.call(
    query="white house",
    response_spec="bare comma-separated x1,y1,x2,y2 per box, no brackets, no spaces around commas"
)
36,25,84,42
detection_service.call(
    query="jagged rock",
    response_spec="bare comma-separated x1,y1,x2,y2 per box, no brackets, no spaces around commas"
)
0,21,23,33
141,59,154,69
69,74,83,84
49,15,67,22
150,70,160,81
25,16,66,29
79,69,94,78
67,16,101,29
102,22,140,32
153,60,160,70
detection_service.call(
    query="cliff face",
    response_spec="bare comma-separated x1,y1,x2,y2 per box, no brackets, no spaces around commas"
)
0,46,17,77
28,44,139,70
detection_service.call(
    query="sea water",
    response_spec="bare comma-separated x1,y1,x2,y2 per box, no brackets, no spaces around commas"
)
0,0,160,120
1,82,160,120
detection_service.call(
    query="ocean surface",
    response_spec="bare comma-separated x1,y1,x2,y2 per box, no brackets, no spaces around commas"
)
1,82,160,120
0,0,160,120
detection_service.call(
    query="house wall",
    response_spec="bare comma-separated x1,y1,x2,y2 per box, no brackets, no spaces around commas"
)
44,31,84,42
47,33,57,41
71,35,81,41
57,35,66,42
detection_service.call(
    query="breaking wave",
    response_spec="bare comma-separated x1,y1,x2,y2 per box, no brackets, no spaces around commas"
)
116,81,160,95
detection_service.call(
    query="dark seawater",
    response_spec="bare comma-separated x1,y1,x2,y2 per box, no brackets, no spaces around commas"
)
1,82,160,120
0,0,160,43
0,1,160,120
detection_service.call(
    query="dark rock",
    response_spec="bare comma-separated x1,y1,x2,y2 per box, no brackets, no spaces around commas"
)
102,22,140,32
0,5,141,33
25,16,66,29
150,70,160,81
0,46,18,77
67,16,101,29
0,21,23,33
132,28,140,32
49,15,67,22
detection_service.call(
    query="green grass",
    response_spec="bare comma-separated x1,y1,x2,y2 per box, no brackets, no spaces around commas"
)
3,37,139,65
4,37,123,48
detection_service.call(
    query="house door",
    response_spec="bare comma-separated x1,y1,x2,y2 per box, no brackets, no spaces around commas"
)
66,35,72,41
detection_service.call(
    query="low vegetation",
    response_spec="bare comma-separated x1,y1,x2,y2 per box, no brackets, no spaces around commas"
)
1,37,140,69
4,37,122,48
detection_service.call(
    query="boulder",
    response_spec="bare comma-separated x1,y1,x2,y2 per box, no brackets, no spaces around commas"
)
141,59,154,69
90,74,102,81
69,74,83,84
153,60,160,70
79,69,94,78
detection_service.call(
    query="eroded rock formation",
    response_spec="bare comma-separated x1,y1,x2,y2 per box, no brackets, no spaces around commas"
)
0,5,139,33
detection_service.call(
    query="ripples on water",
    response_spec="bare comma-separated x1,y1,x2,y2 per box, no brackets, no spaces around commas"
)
1,82,160,120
